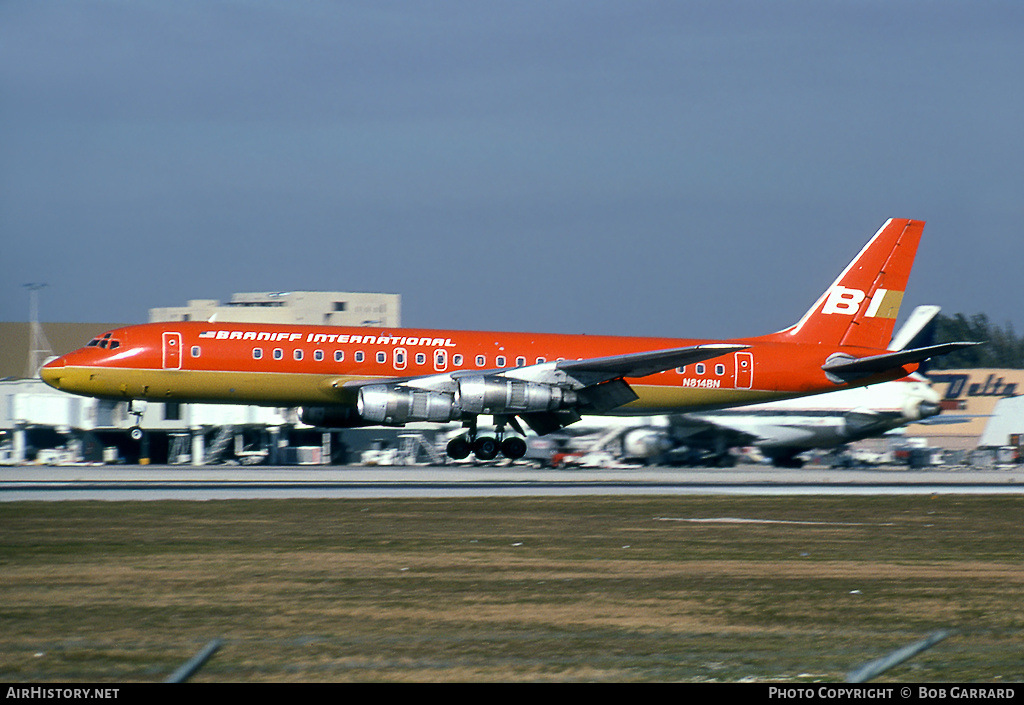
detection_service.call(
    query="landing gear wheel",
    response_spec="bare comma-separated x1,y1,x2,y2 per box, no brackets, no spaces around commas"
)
473,436,499,461
446,436,471,460
501,436,527,460
130,427,144,441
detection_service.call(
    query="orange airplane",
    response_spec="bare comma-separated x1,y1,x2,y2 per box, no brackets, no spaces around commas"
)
41,218,969,461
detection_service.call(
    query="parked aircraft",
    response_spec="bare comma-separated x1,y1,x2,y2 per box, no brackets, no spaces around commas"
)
539,374,940,468
41,219,971,461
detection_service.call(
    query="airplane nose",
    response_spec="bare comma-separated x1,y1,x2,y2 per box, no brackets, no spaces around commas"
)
39,357,65,389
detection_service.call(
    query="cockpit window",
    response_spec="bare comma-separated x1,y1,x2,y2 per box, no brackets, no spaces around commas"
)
87,332,121,350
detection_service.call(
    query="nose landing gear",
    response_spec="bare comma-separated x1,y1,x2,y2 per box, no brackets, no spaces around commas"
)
128,400,148,441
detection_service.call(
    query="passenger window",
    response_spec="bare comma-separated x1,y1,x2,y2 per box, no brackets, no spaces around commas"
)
516,357,526,367
715,364,725,376
376,351,386,364
273,349,284,360
334,350,344,362
314,350,324,362
355,351,364,363
695,364,705,375
191,346,201,358
476,355,486,367
453,354,463,366
496,356,506,367
294,349,304,361
253,348,263,360
416,352,426,365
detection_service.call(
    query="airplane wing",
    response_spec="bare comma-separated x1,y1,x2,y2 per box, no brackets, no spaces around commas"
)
338,343,748,434
494,343,749,388
552,343,749,385
510,343,749,432
669,414,763,446
342,343,748,393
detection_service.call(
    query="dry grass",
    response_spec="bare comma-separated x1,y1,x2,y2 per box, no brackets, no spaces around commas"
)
1,495,1022,682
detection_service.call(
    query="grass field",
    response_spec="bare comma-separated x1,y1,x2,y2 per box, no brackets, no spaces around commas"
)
2,495,1022,682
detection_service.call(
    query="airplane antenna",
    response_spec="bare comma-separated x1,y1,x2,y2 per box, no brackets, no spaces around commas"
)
24,283,55,379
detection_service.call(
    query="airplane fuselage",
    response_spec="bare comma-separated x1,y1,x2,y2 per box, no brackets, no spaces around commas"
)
41,321,911,412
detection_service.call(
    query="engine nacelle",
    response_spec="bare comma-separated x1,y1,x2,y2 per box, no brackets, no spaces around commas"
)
357,385,456,425
455,377,577,415
903,397,941,422
621,429,672,459
299,406,371,428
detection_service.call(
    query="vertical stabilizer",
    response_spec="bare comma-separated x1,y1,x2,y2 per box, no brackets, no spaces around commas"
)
765,219,925,349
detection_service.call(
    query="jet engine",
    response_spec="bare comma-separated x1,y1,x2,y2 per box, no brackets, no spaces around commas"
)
357,385,456,424
620,428,672,460
903,396,941,422
455,377,577,415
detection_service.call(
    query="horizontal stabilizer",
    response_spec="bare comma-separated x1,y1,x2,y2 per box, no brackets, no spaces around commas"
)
822,342,981,383
917,414,986,426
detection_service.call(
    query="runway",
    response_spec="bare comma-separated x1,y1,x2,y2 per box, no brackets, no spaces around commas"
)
2,464,1024,500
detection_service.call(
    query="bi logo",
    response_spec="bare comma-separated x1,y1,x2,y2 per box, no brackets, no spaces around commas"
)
821,286,902,318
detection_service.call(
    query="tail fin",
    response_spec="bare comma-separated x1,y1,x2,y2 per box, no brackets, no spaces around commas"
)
764,218,925,349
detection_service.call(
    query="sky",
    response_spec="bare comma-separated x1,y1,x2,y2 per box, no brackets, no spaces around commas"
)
2,1,1022,340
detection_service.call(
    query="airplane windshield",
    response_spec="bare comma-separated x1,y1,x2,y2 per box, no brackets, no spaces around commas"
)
86,332,121,350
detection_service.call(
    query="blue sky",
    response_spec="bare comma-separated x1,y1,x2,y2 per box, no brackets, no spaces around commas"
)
2,1,1022,339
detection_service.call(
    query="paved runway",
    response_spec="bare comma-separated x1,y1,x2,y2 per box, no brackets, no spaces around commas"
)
3,464,1024,500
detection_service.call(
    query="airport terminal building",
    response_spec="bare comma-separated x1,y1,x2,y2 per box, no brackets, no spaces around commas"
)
148,290,400,328
910,369,1024,452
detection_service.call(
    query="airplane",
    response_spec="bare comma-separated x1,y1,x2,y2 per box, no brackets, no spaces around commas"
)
40,218,973,462
536,374,941,469
677,373,941,468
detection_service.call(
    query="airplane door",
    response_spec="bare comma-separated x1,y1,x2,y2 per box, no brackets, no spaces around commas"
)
162,332,183,370
734,351,753,389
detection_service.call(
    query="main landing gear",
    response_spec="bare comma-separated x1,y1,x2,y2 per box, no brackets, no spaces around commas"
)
445,416,528,462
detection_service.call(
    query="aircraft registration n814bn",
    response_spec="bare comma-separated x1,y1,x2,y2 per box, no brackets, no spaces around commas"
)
41,218,969,461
